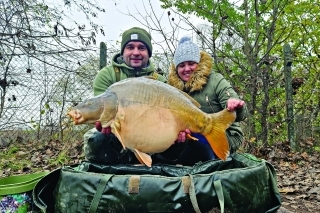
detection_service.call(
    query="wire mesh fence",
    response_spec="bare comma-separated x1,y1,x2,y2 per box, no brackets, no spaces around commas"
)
0,47,100,145
0,0,114,147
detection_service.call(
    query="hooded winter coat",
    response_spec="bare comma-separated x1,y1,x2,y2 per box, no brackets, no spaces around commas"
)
168,51,248,153
93,53,167,96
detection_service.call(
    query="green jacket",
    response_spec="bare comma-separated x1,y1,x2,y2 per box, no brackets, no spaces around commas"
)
168,51,248,153
93,53,167,96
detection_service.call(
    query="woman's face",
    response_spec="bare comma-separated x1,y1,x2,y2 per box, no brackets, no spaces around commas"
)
176,61,198,82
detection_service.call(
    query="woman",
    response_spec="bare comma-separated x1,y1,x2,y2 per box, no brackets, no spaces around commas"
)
160,36,248,164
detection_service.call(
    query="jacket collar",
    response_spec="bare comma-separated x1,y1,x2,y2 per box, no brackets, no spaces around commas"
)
168,51,212,93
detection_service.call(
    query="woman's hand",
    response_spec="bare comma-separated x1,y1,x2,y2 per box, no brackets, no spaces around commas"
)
175,129,191,143
227,98,245,112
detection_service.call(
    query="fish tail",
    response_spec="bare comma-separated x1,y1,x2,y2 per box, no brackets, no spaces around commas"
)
204,109,236,160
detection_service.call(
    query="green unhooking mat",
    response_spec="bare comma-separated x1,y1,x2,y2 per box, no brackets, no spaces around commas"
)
33,153,281,213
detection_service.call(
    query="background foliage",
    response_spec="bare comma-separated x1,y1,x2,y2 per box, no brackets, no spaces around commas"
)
1,0,319,154
158,0,320,152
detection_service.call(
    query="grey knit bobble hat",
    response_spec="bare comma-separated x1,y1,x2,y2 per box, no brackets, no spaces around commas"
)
174,36,200,67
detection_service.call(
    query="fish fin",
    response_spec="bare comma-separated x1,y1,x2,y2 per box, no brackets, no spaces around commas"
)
205,109,236,160
205,131,230,160
110,111,126,149
134,149,152,167
100,92,118,122
111,125,126,150
187,134,199,141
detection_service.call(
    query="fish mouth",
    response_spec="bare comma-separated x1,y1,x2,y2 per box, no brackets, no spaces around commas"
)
67,109,84,125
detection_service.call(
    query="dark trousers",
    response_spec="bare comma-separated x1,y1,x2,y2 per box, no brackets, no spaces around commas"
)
85,132,216,166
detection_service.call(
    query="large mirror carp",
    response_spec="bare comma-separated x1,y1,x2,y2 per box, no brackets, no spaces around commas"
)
68,77,236,167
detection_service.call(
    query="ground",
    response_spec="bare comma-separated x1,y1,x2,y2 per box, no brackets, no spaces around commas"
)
0,139,319,212
248,140,320,213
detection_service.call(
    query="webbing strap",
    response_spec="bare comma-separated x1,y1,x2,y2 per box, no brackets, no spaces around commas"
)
152,71,159,80
114,66,120,82
214,180,225,213
188,175,201,213
182,176,190,194
0,172,49,195
88,174,113,213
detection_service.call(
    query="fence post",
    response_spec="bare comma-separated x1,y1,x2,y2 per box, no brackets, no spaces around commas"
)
100,42,107,70
283,43,296,151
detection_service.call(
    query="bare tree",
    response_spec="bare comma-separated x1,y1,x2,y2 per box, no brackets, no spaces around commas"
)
0,0,105,140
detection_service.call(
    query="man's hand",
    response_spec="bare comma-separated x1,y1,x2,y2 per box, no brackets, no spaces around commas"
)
175,129,191,143
227,98,245,112
95,121,111,134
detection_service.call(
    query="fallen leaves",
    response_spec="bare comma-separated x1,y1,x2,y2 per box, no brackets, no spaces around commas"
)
252,141,320,213
0,139,84,178
279,187,296,194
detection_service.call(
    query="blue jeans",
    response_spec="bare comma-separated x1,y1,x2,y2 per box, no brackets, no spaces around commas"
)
154,135,216,166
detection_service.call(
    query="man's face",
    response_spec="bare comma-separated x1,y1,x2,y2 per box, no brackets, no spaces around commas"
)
122,41,149,69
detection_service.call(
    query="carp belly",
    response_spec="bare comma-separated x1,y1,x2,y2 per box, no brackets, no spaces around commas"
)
112,104,181,154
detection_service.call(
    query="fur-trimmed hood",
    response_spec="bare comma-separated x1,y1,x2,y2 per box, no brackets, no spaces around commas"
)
168,51,213,93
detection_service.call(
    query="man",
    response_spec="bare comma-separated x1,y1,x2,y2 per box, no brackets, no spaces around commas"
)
93,27,167,96
83,27,168,164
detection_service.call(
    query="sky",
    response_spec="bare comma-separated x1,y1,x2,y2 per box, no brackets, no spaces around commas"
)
66,0,205,51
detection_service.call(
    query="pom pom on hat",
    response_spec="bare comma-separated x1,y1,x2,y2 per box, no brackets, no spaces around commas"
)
174,36,200,67
178,36,191,44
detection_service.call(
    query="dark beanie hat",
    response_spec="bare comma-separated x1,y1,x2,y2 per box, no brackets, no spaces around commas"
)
121,27,153,57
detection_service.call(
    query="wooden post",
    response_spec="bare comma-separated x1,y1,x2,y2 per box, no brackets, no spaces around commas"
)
283,43,295,151
99,42,107,70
